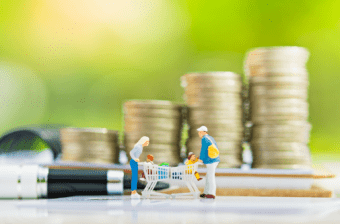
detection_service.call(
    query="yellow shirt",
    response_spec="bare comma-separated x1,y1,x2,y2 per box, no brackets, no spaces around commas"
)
185,158,198,174
185,158,198,165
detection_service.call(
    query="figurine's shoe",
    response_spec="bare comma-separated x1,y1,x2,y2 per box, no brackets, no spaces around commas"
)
200,193,206,198
131,193,141,199
205,194,215,199
197,178,203,181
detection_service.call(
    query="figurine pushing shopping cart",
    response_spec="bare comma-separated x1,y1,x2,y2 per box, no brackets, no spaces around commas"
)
138,162,201,199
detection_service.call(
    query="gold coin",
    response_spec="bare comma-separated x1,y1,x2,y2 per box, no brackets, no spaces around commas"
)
124,100,183,110
123,107,182,118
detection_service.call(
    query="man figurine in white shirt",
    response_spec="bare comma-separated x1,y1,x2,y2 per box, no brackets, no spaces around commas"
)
197,126,220,199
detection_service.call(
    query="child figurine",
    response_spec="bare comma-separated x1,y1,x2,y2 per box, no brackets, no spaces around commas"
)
185,152,203,181
141,154,154,180
146,154,154,165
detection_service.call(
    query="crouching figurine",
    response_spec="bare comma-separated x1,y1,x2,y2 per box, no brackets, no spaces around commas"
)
185,152,203,181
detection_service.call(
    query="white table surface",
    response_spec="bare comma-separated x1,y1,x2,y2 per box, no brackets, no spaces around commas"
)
1,196,340,224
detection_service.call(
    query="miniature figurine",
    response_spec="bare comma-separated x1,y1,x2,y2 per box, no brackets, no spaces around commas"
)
146,154,154,165
185,152,203,181
130,136,150,199
197,126,220,199
141,154,154,180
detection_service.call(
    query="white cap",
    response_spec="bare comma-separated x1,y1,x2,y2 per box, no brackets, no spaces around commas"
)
197,126,208,132
188,152,194,156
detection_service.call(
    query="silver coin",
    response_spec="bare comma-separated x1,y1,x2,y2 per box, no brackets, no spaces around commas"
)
187,113,243,122
189,126,244,135
247,68,309,79
252,123,311,133
124,125,181,133
184,80,243,88
188,129,244,138
185,95,243,103
187,103,243,110
250,76,309,86
245,46,309,63
188,132,244,141
182,72,242,83
249,84,308,91
189,118,244,126
250,87,308,99
250,135,310,144
188,107,243,116
124,116,182,132
125,143,180,152
185,100,244,108
251,141,310,150
250,98,308,109
252,154,312,162
251,131,310,141
184,86,242,94
124,132,180,144
124,115,181,124
218,149,244,156
250,108,309,117
252,150,311,160
124,100,183,110
219,156,243,165
61,143,118,164
123,107,182,118
184,91,242,100
250,115,310,124
60,128,119,141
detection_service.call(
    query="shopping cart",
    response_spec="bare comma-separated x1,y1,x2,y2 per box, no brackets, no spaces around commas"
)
138,162,201,199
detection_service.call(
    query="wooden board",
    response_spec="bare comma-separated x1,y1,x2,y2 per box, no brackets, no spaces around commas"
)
159,185,333,198
122,169,334,179
47,165,335,179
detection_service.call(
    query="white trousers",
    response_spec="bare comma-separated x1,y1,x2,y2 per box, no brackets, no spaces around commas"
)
203,162,219,196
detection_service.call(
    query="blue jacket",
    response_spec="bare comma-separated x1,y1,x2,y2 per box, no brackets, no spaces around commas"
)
199,135,220,164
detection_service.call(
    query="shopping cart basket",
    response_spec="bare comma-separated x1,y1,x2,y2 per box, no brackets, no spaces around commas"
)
139,162,200,199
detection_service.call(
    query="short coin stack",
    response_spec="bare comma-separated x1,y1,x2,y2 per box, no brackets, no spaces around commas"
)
60,127,119,164
123,100,183,165
181,72,244,168
244,46,312,169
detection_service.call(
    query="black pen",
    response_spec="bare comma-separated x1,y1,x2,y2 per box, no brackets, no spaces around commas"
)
0,165,169,199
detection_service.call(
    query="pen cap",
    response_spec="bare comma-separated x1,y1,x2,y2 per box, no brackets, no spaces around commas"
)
0,165,48,199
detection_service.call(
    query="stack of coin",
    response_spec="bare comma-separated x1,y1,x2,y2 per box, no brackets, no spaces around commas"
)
60,128,119,164
123,100,183,165
181,72,244,168
244,46,312,169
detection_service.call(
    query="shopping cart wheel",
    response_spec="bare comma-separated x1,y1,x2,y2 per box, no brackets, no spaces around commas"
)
142,191,147,199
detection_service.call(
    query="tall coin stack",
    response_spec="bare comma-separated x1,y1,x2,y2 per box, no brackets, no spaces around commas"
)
244,46,312,169
181,72,244,168
123,100,183,165
60,128,120,164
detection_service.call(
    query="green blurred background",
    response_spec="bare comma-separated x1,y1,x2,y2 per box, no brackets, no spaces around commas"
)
1,0,339,158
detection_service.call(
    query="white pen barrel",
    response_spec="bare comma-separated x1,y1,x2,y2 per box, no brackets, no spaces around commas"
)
0,165,48,199
0,165,21,198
